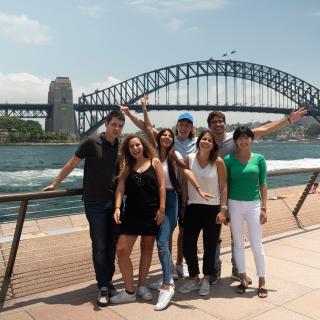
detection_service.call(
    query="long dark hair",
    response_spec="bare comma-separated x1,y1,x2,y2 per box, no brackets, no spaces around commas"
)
156,128,186,191
196,130,219,164
118,135,155,179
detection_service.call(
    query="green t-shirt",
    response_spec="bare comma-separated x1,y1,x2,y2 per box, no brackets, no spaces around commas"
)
224,153,267,201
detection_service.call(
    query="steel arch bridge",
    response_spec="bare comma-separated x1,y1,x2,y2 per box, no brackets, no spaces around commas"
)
78,59,320,136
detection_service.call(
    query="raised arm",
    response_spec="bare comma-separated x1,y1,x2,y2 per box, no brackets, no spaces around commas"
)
119,105,145,131
252,107,307,140
42,155,81,191
120,100,159,139
141,95,157,147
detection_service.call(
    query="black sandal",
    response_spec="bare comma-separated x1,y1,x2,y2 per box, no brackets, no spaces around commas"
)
236,283,247,294
258,287,268,298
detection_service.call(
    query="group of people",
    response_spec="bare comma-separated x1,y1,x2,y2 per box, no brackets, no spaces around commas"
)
43,99,306,311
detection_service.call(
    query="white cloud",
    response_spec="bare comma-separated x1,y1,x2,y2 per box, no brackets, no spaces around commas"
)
0,72,122,104
73,76,122,98
129,0,225,15
166,18,185,31
0,72,50,103
310,11,320,17
0,13,50,44
78,4,105,18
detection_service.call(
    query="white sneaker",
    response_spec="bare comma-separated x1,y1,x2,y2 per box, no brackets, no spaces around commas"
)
154,286,175,311
109,290,136,304
171,269,179,280
97,287,109,307
178,280,201,293
149,278,174,290
175,263,190,278
199,279,210,296
137,285,153,301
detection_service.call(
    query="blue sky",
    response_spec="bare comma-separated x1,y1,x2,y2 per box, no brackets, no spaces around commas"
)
1,0,320,132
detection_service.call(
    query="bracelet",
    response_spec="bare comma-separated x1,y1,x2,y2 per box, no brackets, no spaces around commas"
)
261,205,267,211
115,206,120,209
286,116,291,124
196,186,200,190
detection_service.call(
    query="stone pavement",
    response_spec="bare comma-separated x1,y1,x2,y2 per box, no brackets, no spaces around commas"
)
1,224,320,320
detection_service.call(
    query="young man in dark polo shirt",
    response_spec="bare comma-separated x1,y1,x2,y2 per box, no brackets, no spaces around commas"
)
43,110,125,307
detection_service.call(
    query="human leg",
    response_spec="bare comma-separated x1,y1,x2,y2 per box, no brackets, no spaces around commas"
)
138,236,156,286
245,201,266,278
228,199,251,292
245,201,267,297
116,234,138,292
182,204,202,278
85,200,118,289
156,191,178,286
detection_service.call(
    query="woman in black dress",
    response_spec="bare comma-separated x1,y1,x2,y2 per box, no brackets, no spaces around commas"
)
110,135,166,304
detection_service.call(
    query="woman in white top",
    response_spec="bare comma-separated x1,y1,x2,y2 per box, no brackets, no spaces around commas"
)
141,99,212,310
178,130,227,296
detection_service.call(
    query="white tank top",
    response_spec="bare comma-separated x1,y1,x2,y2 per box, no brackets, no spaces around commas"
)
162,151,183,189
187,153,220,205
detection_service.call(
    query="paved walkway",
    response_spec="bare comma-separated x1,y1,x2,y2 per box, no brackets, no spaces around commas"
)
1,224,320,320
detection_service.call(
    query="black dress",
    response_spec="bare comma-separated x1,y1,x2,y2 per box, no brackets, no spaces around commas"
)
120,161,160,236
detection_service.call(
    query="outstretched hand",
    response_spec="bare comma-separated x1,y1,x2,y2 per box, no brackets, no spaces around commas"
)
197,189,215,201
289,107,307,123
42,184,56,191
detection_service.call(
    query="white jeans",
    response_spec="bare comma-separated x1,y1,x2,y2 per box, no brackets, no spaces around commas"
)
228,199,266,277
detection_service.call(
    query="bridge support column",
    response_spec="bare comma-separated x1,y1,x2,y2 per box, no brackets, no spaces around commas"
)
45,77,78,138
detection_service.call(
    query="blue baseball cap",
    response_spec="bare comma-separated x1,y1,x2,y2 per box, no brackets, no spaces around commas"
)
178,112,193,123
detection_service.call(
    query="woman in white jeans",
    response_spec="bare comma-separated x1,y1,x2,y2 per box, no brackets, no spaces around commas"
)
224,126,268,298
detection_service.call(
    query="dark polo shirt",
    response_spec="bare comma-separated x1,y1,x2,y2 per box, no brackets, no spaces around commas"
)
75,133,119,201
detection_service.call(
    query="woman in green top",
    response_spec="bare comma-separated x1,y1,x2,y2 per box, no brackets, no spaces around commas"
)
224,126,268,298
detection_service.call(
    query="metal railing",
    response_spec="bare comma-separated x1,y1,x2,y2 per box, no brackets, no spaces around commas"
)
0,168,319,304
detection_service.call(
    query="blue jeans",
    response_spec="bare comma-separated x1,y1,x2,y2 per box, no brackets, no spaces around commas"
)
156,190,178,285
84,200,119,289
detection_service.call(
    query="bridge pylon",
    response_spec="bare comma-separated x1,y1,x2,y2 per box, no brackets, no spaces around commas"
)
45,77,78,138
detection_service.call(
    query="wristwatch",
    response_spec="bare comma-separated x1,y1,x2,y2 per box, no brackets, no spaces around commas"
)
261,205,267,211
220,205,228,211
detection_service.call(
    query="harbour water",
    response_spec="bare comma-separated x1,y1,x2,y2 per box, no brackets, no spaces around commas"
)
0,140,319,222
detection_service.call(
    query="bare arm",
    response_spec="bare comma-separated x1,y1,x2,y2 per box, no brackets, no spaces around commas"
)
114,176,125,224
153,157,166,225
141,95,157,147
42,155,81,191
183,168,215,200
216,157,227,224
259,184,268,224
180,156,189,219
119,104,159,138
252,107,307,140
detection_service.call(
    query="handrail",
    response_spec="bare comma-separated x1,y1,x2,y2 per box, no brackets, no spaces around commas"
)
0,167,319,203
0,189,82,203
267,167,320,177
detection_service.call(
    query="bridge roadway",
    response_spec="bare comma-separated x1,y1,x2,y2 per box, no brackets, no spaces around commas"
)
1,184,320,319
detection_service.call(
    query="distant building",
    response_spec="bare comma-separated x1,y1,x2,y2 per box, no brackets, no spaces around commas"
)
0,129,9,143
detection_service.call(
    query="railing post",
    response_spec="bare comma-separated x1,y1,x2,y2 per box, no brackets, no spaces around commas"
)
0,199,28,303
292,172,319,217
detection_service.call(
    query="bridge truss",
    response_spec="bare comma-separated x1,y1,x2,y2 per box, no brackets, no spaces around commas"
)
78,59,320,136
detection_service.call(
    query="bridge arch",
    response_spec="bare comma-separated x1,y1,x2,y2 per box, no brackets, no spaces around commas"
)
78,59,320,136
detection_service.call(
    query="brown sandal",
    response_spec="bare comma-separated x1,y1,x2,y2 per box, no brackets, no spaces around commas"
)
236,283,247,294
258,287,268,298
